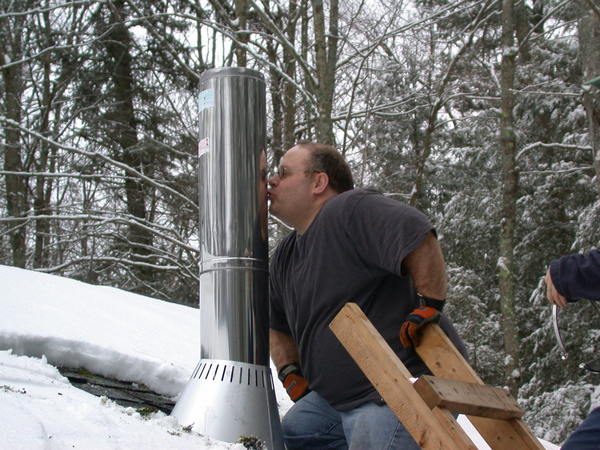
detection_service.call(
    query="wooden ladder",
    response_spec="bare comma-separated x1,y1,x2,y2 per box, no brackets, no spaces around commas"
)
329,303,544,450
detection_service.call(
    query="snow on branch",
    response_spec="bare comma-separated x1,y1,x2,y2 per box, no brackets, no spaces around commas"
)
516,142,593,161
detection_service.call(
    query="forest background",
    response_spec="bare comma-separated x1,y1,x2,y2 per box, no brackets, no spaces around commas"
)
1,0,599,444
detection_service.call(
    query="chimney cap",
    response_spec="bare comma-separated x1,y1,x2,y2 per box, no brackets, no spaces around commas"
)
200,67,264,84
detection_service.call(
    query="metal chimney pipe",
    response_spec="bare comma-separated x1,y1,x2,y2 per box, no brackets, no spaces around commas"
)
171,67,283,449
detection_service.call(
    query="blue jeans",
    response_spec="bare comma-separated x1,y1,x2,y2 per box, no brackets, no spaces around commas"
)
281,391,420,450
562,406,600,449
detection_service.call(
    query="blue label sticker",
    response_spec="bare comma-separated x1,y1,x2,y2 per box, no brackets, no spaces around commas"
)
198,89,214,112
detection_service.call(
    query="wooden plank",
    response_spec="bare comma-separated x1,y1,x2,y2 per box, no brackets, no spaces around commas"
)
417,324,544,450
431,406,478,450
329,303,477,450
413,375,524,420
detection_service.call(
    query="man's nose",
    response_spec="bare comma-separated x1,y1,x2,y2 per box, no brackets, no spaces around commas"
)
268,175,279,187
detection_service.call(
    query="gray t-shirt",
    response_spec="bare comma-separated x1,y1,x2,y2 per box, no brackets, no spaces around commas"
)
270,188,460,410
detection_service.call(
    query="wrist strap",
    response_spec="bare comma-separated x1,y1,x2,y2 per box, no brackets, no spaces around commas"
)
278,363,301,382
417,294,445,312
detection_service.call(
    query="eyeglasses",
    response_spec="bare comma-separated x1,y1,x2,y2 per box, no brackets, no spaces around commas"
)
273,166,322,179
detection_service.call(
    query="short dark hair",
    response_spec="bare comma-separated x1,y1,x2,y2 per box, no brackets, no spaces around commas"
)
297,141,354,193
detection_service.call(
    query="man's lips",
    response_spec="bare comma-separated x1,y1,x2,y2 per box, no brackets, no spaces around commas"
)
267,191,276,210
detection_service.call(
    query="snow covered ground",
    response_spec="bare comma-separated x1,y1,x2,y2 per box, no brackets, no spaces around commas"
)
0,265,557,449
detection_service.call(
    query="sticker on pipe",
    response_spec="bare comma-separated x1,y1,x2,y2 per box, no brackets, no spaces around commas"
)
198,89,214,112
198,137,209,156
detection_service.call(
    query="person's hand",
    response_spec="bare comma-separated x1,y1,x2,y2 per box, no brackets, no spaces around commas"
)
278,363,310,402
545,268,568,307
399,306,441,348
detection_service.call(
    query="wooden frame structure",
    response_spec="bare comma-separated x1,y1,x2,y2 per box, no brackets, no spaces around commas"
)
329,303,544,450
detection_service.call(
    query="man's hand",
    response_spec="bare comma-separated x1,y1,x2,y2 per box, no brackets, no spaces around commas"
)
278,363,310,402
399,306,441,348
545,268,568,307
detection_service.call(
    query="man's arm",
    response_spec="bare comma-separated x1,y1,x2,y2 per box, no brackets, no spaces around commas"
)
270,328,300,371
270,328,310,401
545,268,568,307
402,231,448,300
399,231,448,348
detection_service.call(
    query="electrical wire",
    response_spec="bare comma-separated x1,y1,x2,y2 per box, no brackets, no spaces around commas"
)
552,301,600,374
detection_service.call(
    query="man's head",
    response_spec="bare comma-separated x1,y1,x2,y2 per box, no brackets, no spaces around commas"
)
303,142,355,194
267,142,354,233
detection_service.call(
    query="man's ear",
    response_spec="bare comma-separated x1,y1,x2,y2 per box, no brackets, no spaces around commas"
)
312,172,330,194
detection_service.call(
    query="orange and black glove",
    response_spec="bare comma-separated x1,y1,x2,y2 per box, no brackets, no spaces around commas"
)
399,301,443,349
278,363,310,402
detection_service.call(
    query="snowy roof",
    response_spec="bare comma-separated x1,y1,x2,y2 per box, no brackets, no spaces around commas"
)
0,265,557,449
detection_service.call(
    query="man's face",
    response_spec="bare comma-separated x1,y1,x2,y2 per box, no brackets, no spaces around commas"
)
267,145,315,227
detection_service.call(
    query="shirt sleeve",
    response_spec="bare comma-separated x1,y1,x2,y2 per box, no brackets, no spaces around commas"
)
345,191,434,275
549,249,600,301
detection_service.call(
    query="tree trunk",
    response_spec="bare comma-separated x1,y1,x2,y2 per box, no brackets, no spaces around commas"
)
1,7,29,268
409,119,434,211
310,0,338,144
578,3,600,183
300,2,313,139
499,0,520,398
105,0,154,288
33,7,55,268
267,35,283,162
514,0,530,63
283,0,298,152
234,0,248,67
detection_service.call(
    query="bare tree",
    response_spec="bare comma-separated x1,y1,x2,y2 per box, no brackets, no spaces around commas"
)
409,0,497,210
0,1,32,267
0,0,203,303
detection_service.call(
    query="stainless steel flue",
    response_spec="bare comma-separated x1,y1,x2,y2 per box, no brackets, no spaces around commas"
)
171,67,283,449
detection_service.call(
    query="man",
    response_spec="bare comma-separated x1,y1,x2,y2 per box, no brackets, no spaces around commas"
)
268,142,465,449
545,250,600,449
